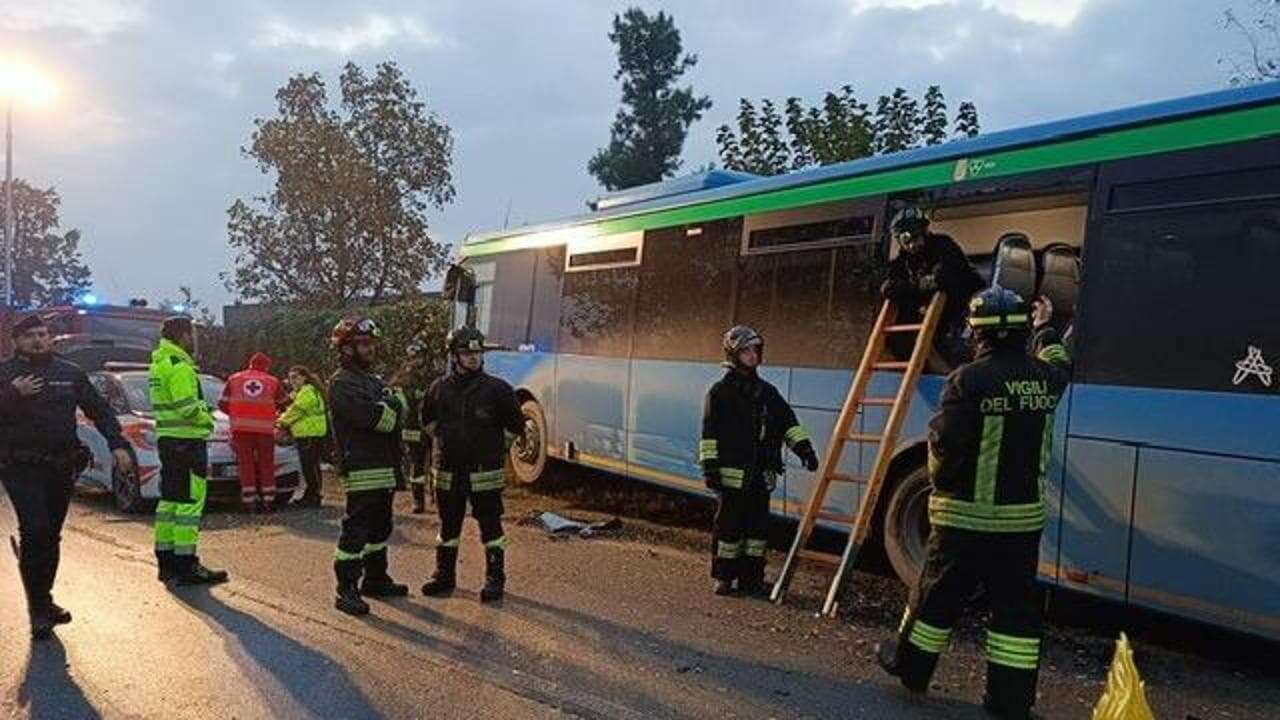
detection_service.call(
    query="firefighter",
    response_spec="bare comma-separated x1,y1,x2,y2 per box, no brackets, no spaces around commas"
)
0,313,133,638
389,355,430,515
219,352,286,512
881,205,985,368
419,326,528,603
328,316,409,616
876,287,1071,720
699,326,820,597
151,316,228,587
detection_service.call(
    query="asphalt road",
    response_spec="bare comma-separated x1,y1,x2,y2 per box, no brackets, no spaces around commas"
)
1,476,1276,719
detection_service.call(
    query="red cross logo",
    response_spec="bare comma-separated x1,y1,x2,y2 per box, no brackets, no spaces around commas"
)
244,379,265,397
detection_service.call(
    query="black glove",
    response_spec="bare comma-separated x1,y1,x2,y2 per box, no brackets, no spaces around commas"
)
703,470,722,491
795,440,820,472
915,273,938,294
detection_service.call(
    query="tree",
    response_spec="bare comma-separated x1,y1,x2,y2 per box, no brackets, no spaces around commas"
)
225,61,455,307
716,85,979,176
1223,1,1280,84
1,179,91,308
588,8,712,190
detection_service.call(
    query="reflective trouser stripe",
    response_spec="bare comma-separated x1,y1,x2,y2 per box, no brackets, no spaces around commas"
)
343,467,397,492
744,539,767,557
432,468,506,492
717,540,743,559
363,543,386,554
436,535,460,548
974,415,1004,505
908,619,952,654
718,467,744,489
335,547,363,561
484,536,509,549
409,475,426,486
402,429,422,442
158,475,207,556
986,631,1040,670
698,439,718,462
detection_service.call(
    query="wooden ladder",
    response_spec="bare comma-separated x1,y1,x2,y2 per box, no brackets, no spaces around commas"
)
770,292,946,616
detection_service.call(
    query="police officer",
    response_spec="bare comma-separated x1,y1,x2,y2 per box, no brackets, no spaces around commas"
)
419,326,528,603
700,326,820,597
876,287,1071,720
328,317,410,616
881,206,985,368
0,313,132,638
151,316,228,587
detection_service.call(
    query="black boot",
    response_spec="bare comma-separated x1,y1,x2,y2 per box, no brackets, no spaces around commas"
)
421,546,458,597
360,548,408,597
480,547,505,603
410,484,426,514
713,578,736,596
156,549,177,583
29,606,56,640
47,601,72,626
334,559,370,616
174,557,229,586
876,638,929,695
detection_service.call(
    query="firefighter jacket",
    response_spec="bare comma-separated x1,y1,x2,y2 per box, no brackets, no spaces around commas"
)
0,352,128,463
219,352,283,435
881,232,985,323
926,337,1071,533
420,369,524,493
278,383,328,439
149,339,214,441
699,369,814,490
395,385,427,445
329,360,403,493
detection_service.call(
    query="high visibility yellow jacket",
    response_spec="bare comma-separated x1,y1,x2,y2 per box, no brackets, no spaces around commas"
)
149,338,214,440
279,383,328,439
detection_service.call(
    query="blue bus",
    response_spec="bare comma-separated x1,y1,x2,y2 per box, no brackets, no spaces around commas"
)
453,82,1280,641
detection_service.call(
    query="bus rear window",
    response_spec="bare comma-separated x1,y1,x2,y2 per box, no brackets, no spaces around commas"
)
83,315,163,345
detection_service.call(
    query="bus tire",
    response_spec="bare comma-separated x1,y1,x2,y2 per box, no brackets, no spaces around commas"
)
883,461,932,590
509,398,547,485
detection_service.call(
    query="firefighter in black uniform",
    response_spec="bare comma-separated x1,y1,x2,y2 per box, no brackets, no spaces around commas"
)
328,317,409,616
419,326,528,603
392,337,436,514
881,206,985,368
0,313,133,638
876,287,1071,720
699,326,820,597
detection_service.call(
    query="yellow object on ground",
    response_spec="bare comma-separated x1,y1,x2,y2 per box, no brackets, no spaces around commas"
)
1092,632,1156,720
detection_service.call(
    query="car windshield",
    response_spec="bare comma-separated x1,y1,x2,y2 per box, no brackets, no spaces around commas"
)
119,372,225,413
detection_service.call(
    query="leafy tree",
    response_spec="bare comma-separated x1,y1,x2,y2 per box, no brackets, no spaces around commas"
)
226,61,455,307
1,179,91,308
716,86,979,176
588,8,712,190
1223,1,1280,84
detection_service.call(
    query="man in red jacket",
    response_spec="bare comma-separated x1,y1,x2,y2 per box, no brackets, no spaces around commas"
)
220,352,286,512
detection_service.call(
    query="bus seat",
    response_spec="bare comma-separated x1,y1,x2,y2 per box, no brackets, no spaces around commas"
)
991,233,1037,300
1039,243,1081,329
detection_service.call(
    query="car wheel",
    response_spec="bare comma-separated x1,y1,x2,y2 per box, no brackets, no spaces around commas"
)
112,466,151,514
508,399,548,485
883,463,932,589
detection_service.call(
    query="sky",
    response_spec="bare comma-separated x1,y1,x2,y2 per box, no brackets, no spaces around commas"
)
0,0,1261,318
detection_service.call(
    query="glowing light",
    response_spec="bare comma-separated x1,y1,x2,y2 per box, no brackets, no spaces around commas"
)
0,59,59,107
80,293,99,306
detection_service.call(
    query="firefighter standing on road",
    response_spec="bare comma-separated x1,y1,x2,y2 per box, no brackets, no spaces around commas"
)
0,313,133,638
876,287,1071,720
328,317,410,616
151,316,228,587
219,352,286,512
699,326,820,597
419,326,528,603
389,354,430,515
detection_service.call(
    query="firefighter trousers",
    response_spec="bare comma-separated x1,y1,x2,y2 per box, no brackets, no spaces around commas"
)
434,479,505,551
711,483,770,583
334,488,396,584
892,527,1043,717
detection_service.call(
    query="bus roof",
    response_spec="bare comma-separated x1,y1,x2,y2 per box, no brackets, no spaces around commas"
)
463,81,1280,257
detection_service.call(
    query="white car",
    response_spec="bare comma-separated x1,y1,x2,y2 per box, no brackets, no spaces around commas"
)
76,364,302,513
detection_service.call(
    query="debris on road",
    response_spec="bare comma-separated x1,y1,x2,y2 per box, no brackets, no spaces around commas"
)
525,510,624,539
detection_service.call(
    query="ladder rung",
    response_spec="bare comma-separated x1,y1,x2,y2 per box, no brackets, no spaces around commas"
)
816,510,857,524
846,433,882,443
797,549,842,566
860,397,895,406
885,323,924,333
873,361,910,371
827,472,865,484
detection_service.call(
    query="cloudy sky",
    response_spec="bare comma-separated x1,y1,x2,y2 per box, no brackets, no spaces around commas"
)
1,0,1259,316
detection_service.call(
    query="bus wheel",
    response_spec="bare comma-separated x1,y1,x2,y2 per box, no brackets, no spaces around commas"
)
883,462,932,589
509,398,547,485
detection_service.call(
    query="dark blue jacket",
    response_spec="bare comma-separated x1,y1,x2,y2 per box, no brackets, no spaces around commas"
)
0,353,127,463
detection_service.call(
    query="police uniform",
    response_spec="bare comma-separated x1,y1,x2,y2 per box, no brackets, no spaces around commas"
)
881,289,1071,720
699,326,818,595
328,328,408,615
0,318,127,635
150,331,227,586
420,327,526,603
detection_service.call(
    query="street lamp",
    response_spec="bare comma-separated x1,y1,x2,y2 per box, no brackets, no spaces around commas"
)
0,59,58,308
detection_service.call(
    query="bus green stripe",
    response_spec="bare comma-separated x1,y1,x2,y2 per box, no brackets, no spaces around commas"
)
462,103,1280,258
